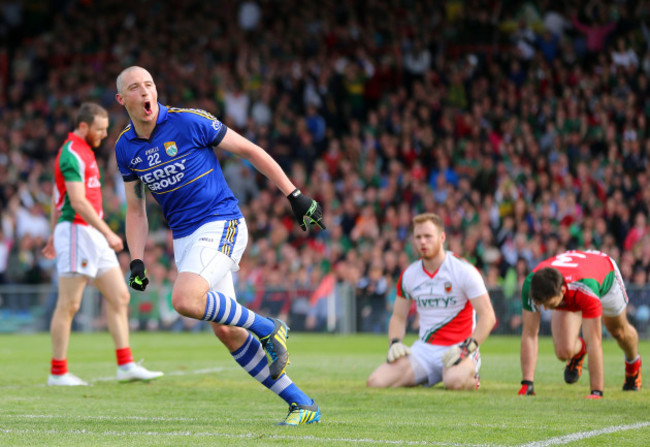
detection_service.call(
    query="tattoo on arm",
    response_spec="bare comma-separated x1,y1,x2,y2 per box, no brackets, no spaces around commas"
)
134,181,145,200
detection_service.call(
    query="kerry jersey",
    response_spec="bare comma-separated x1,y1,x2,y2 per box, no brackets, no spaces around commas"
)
115,104,242,238
54,132,103,225
396,252,488,346
521,250,616,318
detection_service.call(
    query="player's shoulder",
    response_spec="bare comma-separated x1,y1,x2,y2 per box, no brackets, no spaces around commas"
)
402,259,423,276
115,123,132,147
446,251,481,273
167,106,219,123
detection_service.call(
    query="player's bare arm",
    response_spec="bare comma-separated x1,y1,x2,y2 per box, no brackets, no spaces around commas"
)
582,317,604,393
217,128,296,195
42,191,58,259
66,180,123,252
386,297,411,362
468,293,496,345
441,293,495,369
124,179,149,260
520,309,541,382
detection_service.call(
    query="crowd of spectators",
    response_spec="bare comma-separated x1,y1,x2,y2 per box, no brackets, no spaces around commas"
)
2,0,650,336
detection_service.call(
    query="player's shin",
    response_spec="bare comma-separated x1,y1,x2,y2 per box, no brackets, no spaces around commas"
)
230,333,312,406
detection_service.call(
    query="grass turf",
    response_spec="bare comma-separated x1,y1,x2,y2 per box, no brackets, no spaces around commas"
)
0,332,648,446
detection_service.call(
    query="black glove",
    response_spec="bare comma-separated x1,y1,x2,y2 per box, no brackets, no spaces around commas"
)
128,259,149,291
287,189,326,231
518,380,536,395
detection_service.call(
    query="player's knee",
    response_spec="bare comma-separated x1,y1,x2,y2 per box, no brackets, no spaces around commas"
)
114,288,130,308
608,325,625,340
555,347,573,361
171,293,195,317
443,379,464,390
57,300,82,317
443,370,464,390
366,373,386,388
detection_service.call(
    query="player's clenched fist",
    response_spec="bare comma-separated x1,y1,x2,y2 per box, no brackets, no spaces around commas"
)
128,259,149,291
287,189,326,231
387,339,411,362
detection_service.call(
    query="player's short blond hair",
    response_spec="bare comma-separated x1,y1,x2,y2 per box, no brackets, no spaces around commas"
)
412,213,445,232
75,102,108,128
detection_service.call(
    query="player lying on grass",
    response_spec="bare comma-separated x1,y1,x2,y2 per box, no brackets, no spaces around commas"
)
519,250,642,399
367,213,496,390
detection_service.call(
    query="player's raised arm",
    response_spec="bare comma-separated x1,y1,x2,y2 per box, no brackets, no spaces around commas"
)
217,128,325,231
218,128,295,195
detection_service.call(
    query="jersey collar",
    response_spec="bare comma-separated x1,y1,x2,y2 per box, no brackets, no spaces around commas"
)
67,132,91,151
420,253,445,278
124,103,169,141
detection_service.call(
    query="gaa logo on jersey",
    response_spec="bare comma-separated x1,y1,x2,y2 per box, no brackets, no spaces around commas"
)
444,282,452,293
164,141,178,156
81,259,88,268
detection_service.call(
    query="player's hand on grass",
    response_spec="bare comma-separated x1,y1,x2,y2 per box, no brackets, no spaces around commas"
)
442,337,478,368
387,339,411,362
128,259,149,291
287,189,326,231
518,380,536,395
585,390,603,399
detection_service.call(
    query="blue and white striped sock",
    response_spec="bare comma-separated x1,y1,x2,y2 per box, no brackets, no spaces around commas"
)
202,291,274,338
231,333,311,406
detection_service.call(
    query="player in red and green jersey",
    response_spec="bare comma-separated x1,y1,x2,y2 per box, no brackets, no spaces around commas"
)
42,103,162,386
519,250,641,398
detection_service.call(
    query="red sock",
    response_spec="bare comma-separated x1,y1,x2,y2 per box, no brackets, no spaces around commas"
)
625,356,641,375
51,358,67,376
576,337,586,357
116,347,134,366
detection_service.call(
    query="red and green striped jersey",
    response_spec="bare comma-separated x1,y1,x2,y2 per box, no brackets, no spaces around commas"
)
54,132,103,225
521,250,616,317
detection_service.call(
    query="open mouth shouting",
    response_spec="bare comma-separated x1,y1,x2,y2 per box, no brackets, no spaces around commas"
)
144,100,153,116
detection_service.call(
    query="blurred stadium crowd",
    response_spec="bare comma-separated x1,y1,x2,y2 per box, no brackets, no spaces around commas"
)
2,0,650,335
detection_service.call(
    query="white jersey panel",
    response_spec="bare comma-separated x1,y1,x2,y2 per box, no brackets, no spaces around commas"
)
399,252,487,346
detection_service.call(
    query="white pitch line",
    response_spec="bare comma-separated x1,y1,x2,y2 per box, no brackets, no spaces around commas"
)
0,366,229,388
516,422,650,447
0,427,497,446
92,366,227,382
4,415,649,446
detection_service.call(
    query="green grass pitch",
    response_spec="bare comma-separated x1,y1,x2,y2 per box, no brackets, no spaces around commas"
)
1,332,648,446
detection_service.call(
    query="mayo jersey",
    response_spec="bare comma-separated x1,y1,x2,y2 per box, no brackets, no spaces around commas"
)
115,104,242,238
521,250,616,317
54,132,103,225
397,252,488,346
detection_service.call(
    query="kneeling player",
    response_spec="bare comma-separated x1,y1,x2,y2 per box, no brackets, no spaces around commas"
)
367,213,496,389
